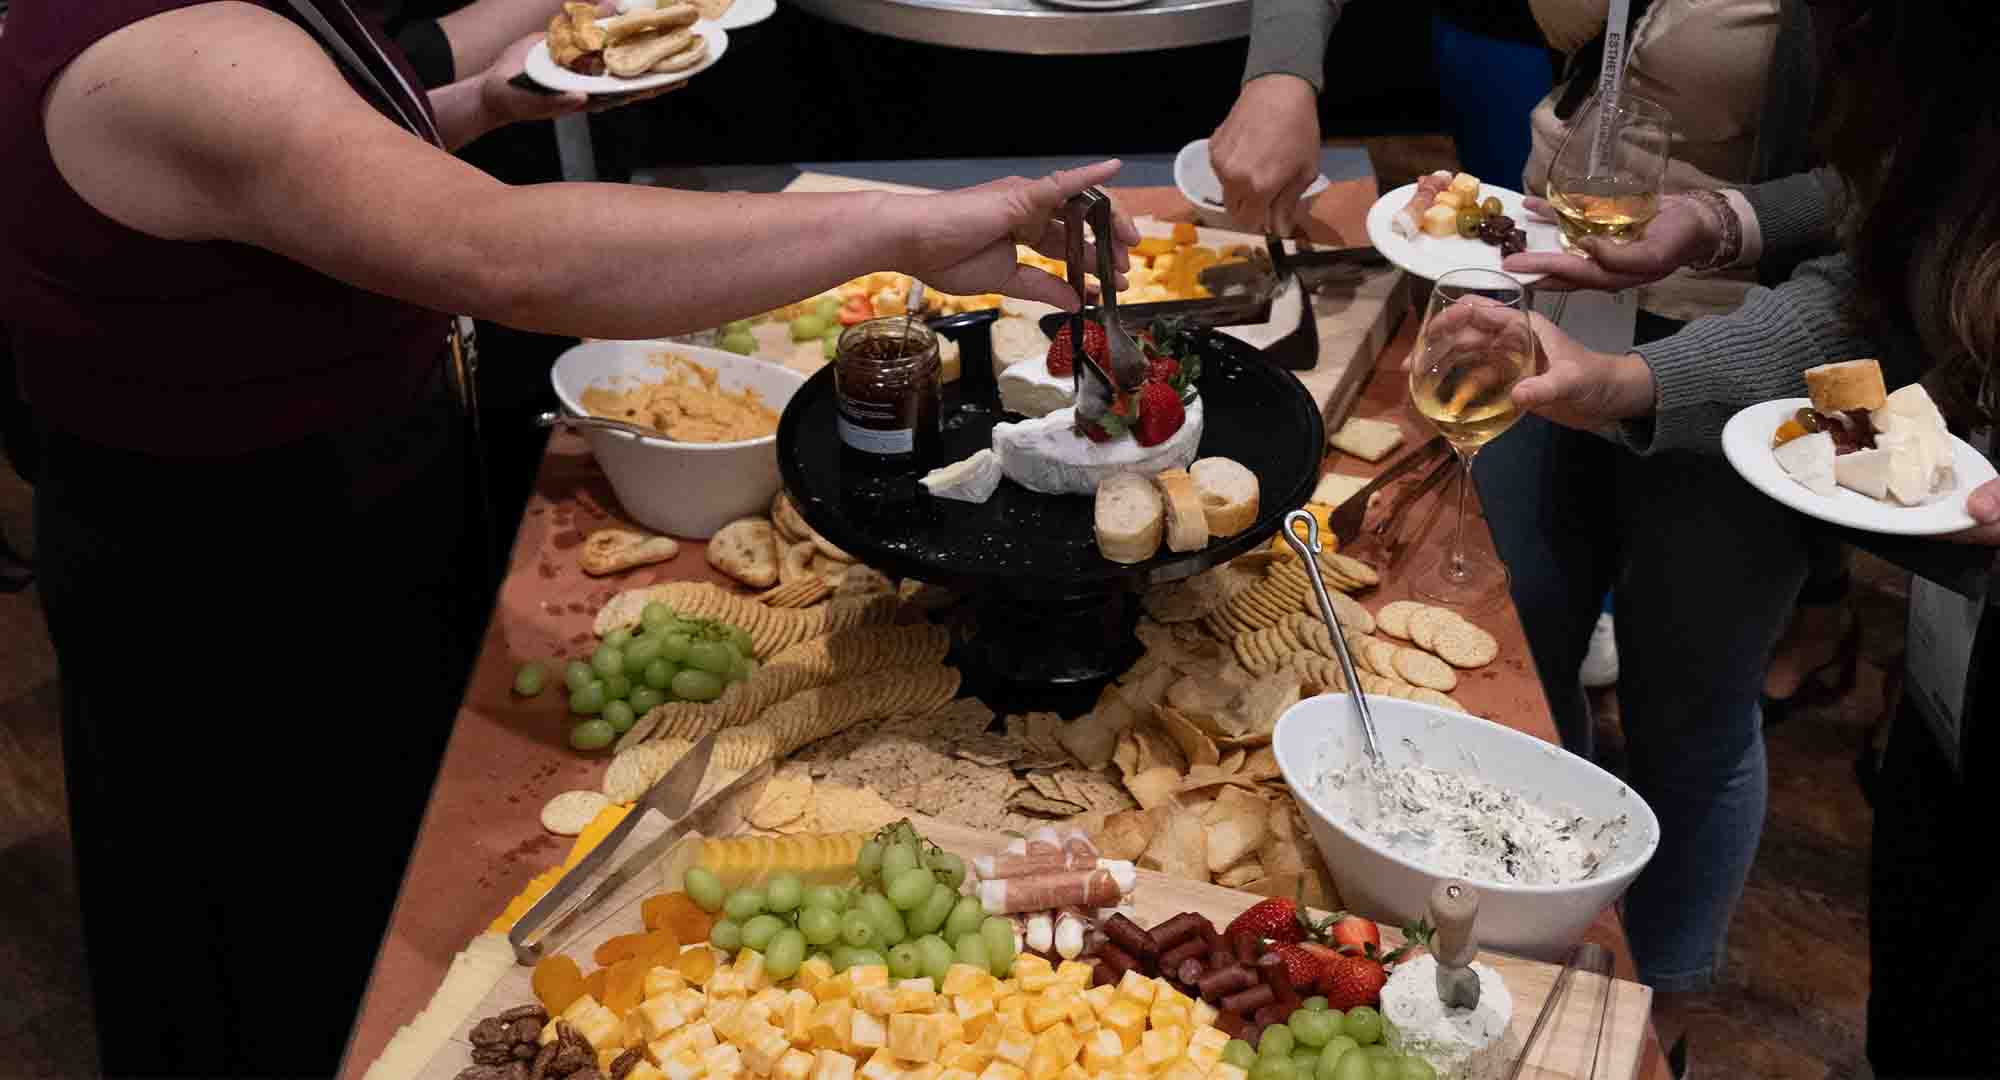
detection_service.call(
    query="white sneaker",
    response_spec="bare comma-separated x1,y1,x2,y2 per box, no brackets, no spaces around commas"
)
1579,613,1619,688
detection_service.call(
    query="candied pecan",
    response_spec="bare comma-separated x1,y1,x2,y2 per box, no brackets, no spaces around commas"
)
499,1004,551,1024
569,1070,605,1080
513,1042,538,1060
609,1049,644,1080
529,1041,559,1080
470,1018,512,1047
557,1022,590,1054
550,1045,593,1075
510,1017,544,1044
508,1063,532,1080
471,1044,517,1066
454,1066,514,1080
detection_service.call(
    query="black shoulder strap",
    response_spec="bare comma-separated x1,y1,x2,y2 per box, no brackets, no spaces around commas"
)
1553,0,1657,121
273,0,443,148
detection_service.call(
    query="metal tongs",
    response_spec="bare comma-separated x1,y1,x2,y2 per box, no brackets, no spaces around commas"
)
1506,942,1616,1080
1062,188,1147,424
1281,509,1383,762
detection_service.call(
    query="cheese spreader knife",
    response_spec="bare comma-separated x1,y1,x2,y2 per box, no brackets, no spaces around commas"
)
509,732,771,964
1429,878,1482,1010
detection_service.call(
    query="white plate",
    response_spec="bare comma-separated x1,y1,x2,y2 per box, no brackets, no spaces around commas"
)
709,0,775,30
1174,138,1330,217
1722,398,1998,536
524,22,728,95
1363,181,1558,283
1034,0,1157,9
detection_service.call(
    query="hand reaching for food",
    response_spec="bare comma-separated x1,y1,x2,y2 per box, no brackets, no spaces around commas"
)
1501,193,1720,291
1209,74,1322,236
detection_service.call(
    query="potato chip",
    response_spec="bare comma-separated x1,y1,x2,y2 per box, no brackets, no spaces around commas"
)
540,789,612,836
1140,806,1208,883
1124,765,1182,810
1216,860,1265,889
1093,807,1162,861
1153,704,1220,768
1202,786,1269,873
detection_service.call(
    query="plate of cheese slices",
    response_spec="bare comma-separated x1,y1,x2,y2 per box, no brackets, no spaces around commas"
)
1723,359,1997,536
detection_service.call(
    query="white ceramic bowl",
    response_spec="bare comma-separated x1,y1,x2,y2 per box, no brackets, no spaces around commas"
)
1174,138,1331,230
1274,694,1659,961
550,340,806,539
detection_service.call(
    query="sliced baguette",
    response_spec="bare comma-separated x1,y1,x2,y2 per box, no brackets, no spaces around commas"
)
1804,359,1886,413
1154,468,1210,553
1095,472,1164,565
1190,457,1259,537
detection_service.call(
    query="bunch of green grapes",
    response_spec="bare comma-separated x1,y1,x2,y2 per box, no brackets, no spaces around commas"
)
1219,1002,1427,1080
683,820,1014,984
511,602,756,752
716,296,847,361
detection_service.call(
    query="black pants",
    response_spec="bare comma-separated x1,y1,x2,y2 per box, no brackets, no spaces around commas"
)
35,391,482,1077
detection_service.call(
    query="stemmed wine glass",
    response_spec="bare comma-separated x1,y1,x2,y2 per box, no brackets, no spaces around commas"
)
1546,91,1673,255
1406,269,1536,611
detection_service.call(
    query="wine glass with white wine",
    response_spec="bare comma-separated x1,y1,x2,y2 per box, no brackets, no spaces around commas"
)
1546,91,1672,254
1406,269,1535,611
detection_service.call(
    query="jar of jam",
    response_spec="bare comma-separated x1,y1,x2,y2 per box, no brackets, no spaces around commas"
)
834,316,942,467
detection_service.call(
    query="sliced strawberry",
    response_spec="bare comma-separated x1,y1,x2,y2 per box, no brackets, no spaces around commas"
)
1046,321,1107,378
1147,353,1181,383
1132,380,1185,448
1316,953,1388,1011
1327,914,1381,956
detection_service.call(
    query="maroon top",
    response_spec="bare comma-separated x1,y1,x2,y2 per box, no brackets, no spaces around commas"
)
0,0,449,457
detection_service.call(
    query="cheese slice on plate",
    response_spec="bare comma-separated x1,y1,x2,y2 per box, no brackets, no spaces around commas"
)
998,359,1076,419
922,448,1004,504
991,398,1205,496
1773,431,1837,497
1834,447,1892,501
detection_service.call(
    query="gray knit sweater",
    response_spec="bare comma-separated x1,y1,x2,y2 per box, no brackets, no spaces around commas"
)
1242,0,1344,91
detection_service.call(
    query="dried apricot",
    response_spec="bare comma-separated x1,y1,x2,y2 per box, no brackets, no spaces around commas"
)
593,932,653,967
643,891,714,942
531,954,586,1015
583,966,609,1004
604,955,649,1014
640,927,681,967
675,946,717,985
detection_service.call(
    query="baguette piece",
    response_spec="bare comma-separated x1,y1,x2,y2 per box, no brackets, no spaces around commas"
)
1154,468,1210,553
1095,472,1164,564
604,3,698,43
1804,359,1887,413
1189,457,1259,537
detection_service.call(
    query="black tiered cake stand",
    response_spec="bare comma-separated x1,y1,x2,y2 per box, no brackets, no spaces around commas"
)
776,312,1323,714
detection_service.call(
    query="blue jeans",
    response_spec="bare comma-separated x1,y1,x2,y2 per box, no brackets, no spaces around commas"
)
1472,416,1808,990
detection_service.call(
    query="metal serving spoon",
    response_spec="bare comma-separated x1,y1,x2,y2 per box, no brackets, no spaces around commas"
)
536,409,659,440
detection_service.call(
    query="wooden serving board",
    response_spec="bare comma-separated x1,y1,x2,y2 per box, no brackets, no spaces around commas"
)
779,172,1405,434
412,812,1648,1080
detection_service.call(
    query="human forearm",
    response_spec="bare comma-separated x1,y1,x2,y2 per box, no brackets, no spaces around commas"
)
427,75,500,151
1738,167,1847,266
1242,0,1341,92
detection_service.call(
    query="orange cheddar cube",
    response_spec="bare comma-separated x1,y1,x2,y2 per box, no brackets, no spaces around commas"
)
777,1050,817,1080
889,1014,947,1063
993,1028,1034,1068
1114,972,1156,1007
1026,997,1068,1034
852,1011,889,1052
815,973,856,1004
977,1063,1026,1080
811,1051,858,1080
1054,962,1093,991
943,966,998,999
860,1049,902,1080
797,956,836,994
1136,1030,1180,1073
1062,997,1095,1036
1185,1027,1228,1070
1208,1065,1247,1080
850,966,891,990
1081,1030,1124,1072
1100,1001,1146,1050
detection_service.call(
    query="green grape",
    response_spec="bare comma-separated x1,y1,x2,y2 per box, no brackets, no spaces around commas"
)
822,322,844,343
928,852,967,890
569,682,607,715
1315,1038,1359,1080
881,842,920,882
906,882,956,937
728,625,755,658
564,660,595,693
513,662,548,697
1292,1049,1321,1075
709,918,743,952
887,867,935,911
591,644,624,679
741,914,785,951
686,641,736,675
815,296,842,320
841,910,878,948
660,632,692,663
1398,1060,1436,1080
1330,1053,1372,1080
604,628,633,648
1371,1062,1399,1080
722,320,753,336
1259,1025,1296,1058
684,867,725,912
1291,1009,1337,1049
822,336,839,362
887,943,921,980
568,718,615,751
804,885,848,912
944,897,985,942
766,873,804,914
721,331,758,356
672,669,725,702
953,933,989,972
860,893,906,946
629,686,667,714
1323,1010,1347,1040
856,839,885,882
641,602,677,632
603,674,632,701
642,659,677,691
765,929,807,980
799,906,841,946
914,934,955,982
1221,1041,1257,1070
979,916,1015,976
1301,997,1329,1012
724,888,766,922
1343,1007,1382,1047
1249,1056,1297,1080
791,314,829,341
623,636,663,675
603,700,636,734
1360,1048,1392,1062
831,946,884,972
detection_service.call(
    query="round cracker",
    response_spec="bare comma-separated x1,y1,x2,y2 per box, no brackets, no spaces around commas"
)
1393,647,1459,692
1407,606,1455,651
1407,687,1468,713
1375,600,1424,641
1434,619,1500,669
771,490,810,542
1324,552,1380,588
540,789,611,836
1363,639,1401,679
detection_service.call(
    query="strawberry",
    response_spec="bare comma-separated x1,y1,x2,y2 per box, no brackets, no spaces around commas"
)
1225,898,1306,945
1327,914,1381,956
1046,321,1106,378
1271,942,1343,990
1132,380,1185,447
1316,953,1388,1012
1147,352,1181,383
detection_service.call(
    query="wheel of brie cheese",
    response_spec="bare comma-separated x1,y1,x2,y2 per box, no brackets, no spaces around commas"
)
998,358,1077,419
991,397,1205,496
1381,954,1516,1080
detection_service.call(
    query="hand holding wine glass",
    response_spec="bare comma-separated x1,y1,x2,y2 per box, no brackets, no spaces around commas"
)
1544,91,1673,257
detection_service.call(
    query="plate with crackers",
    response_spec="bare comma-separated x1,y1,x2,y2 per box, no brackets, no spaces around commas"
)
527,3,728,95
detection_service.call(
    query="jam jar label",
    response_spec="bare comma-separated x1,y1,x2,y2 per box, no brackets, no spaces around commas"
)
837,399,915,455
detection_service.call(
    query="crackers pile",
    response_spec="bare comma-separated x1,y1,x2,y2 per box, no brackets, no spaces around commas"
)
705,492,918,614
594,581,896,660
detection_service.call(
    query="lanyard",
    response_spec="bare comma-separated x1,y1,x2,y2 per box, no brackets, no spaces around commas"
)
1587,0,1635,172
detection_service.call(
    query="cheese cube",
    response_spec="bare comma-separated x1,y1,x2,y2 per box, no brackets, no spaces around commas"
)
904,1064,942,1080
942,965,998,998
743,1001,777,1033
995,1000,1027,1034
892,985,941,1014
977,1063,1026,1080
810,1001,856,1051
756,988,792,1014
1185,1028,1228,1071
1208,1065,1247,1080
939,1042,989,1072
996,980,1020,1000
647,968,689,998
816,973,856,1003
640,995,692,1039
736,950,771,991
564,998,623,1050
953,993,995,1030
1081,1030,1124,1072
940,1070,980,1080
1160,1062,1207,1080
1083,986,1116,1017
661,1050,705,1080
630,1063,669,1080
1031,1024,1079,1071
811,1050,858,1080
1189,1001,1218,1031
1152,983,1191,1014
1025,997,1068,1034
1147,1001,1190,1033
1013,954,1053,980
860,988,899,1018
992,1028,1034,1068
850,965,891,990
1100,1001,1145,1050
1114,972,1157,1006
788,991,819,1046
852,1011,889,1051
704,1043,746,1080
1057,1065,1087,1080
860,1049,902,1080
969,1024,1002,1060
1136,1030,1180,1073
777,1050,817,1080
900,978,937,993
889,1014,947,1063
710,970,749,998
797,956,836,994
747,1027,797,1076
1054,962,1093,990
1019,971,1058,994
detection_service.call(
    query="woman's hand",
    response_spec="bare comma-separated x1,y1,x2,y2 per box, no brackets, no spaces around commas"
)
1501,193,1720,291
475,30,681,131
1507,311,1659,430
1210,74,1322,236
1945,478,2000,545
897,160,1140,311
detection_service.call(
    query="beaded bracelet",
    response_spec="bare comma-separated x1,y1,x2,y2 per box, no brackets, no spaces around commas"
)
1681,189,1743,272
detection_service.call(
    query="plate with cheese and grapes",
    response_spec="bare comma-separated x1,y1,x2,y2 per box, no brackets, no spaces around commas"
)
1365,171,1558,283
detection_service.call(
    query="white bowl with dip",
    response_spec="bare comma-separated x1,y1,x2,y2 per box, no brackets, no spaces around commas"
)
1273,694,1659,961
551,340,806,539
